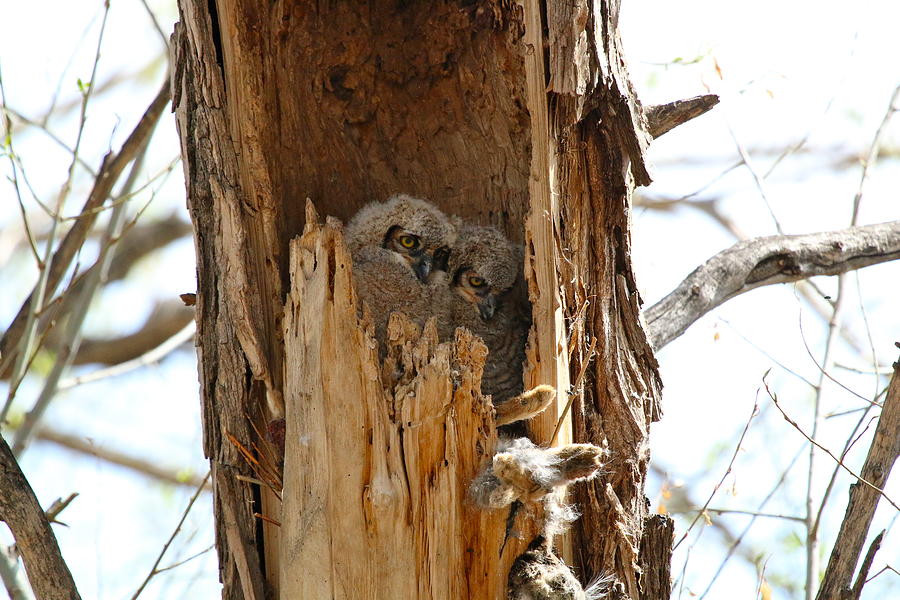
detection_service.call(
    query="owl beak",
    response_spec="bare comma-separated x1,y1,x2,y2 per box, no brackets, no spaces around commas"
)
412,254,432,282
477,295,496,321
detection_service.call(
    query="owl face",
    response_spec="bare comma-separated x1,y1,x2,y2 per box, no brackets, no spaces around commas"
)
346,194,457,284
453,266,497,320
383,225,435,282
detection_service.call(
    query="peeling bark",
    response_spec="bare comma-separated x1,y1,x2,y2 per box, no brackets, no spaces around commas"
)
174,1,665,598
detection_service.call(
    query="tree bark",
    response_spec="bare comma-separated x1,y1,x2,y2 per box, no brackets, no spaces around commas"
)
816,354,900,600
173,1,664,598
0,434,81,600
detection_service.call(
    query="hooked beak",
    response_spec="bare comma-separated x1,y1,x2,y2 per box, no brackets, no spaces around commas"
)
412,254,432,282
477,294,496,321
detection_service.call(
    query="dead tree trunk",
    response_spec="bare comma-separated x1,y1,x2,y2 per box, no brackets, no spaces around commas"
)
173,1,668,598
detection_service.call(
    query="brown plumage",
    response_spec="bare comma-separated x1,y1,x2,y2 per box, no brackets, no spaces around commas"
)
441,226,550,417
508,534,611,600
345,195,457,345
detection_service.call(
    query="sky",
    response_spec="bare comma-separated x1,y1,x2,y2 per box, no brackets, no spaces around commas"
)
1,1,899,599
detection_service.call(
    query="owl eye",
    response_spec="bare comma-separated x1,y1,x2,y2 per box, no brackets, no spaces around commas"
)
468,275,486,288
398,234,420,249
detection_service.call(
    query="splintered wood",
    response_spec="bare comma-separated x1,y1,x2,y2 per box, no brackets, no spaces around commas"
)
280,216,523,599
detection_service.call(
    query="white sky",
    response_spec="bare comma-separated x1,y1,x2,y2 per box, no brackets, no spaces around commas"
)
1,1,899,599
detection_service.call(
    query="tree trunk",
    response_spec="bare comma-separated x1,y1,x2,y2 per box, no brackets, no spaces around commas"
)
172,1,666,599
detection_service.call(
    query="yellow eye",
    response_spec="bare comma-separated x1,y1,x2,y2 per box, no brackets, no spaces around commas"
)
398,235,418,249
468,275,486,288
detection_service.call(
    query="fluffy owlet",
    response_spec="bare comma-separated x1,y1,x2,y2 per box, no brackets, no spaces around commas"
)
345,194,457,345
442,225,554,425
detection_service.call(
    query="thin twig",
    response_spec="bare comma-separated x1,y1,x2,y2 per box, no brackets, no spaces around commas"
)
153,545,215,575
673,395,761,550
59,321,195,390
726,122,784,234
44,493,78,526
699,507,805,523
0,78,172,377
1,1,111,423
764,380,899,512
851,83,900,225
804,272,846,600
797,311,880,407
551,336,597,445
2,106,97,176
128,471,212,600
699,445,805,599
12,139,149,456
137,0,170,52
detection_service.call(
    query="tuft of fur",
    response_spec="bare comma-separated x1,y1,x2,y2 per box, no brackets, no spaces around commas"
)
469,438,607,509
495,385,556,426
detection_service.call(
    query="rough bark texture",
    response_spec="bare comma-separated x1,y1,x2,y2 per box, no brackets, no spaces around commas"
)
815,355,900,600
0,434,81,600
646,220,900,350
173,1,665,599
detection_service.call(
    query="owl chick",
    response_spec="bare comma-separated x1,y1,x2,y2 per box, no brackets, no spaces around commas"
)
345,194,457,344
442,226,553,425
508,534,612,600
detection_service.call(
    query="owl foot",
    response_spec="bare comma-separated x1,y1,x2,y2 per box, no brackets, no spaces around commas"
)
494,384,556,425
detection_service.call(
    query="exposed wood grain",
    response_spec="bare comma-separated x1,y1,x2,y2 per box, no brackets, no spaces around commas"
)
815,355,900,600
0,434,81,600
645,220,900,350
280,216,521,599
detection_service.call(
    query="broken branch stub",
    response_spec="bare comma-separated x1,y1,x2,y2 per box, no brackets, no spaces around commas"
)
280,216,525,599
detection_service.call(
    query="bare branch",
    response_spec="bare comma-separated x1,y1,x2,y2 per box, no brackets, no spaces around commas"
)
34,425,209,491
816,356,900,600
128,471,211,600
645,94,720,139
645,220,900,350
72,300,194,367
0,78,172,375
0,434,81,600
765,380,899,512
850,531,884,600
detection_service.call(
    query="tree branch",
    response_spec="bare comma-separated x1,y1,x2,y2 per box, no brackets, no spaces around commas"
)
646,94,720,139
0,79,172,373
815,353,900,600
645,220,900,350
34,426,208,491
0,434,81,600
72,299,194,367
